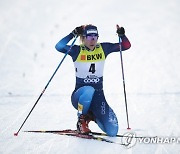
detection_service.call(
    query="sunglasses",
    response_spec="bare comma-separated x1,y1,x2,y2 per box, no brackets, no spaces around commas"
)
86,35,98,41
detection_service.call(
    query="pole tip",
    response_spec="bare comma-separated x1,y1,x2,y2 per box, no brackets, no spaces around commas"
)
127,128,131,130
14,132,18,136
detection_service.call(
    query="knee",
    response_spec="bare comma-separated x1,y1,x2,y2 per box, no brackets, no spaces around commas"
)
97,119,119,137
105,118,119,137
81,86,95,101
84,86,95,97
106,125,118,137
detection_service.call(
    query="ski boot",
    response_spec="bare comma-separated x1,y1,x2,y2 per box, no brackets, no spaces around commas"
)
77,114,91,134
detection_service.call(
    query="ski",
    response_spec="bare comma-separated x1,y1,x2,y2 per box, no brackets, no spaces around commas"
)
24,129,152,139
58,133,124,145
24,129,157,146
24,129,124,146
25,129,124,137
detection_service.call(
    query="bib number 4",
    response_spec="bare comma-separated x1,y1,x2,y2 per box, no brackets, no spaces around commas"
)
89,63,96,74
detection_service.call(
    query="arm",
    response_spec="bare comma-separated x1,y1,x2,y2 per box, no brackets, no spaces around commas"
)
116,25,131,51
55,33,74,54
55,26,84,53
116,35,131,51
55,32,81,62
102,35,131,57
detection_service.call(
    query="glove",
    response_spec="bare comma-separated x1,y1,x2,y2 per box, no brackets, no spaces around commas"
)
72,26,84,37
116,25,125,36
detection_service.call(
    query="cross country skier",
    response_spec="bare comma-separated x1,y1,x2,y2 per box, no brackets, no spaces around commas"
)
55,24,131,136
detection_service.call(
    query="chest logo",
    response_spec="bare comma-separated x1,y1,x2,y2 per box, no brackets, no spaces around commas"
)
81,53,102,61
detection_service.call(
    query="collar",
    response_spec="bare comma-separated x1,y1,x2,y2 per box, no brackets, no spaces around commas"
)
82,44,100,51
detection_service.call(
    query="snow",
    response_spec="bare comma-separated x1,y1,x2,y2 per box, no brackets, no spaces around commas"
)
0,0,180,153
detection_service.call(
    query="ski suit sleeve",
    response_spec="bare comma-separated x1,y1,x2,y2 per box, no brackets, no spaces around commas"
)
55,33,80,61
55,33,74,53
101,35,131,57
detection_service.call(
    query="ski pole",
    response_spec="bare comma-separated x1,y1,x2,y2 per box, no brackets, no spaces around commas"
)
14,36,78,136
118,35,131,130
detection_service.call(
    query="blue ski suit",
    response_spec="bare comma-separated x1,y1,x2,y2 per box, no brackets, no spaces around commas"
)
55,32,131,136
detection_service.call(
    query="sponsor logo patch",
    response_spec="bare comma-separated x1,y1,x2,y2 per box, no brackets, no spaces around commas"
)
81,55,86,60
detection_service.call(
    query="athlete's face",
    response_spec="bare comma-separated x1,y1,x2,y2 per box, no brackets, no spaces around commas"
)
84,34,98,50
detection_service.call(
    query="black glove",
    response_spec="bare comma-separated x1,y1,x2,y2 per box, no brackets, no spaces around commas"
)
116,27,125,36
72,26,84,37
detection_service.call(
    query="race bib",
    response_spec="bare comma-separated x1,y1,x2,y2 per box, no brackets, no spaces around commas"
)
74,44,105,79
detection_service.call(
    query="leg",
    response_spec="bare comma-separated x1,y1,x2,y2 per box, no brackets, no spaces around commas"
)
95,107,118,136
71,86,95,115
71,86,95,134
90,90,118,137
